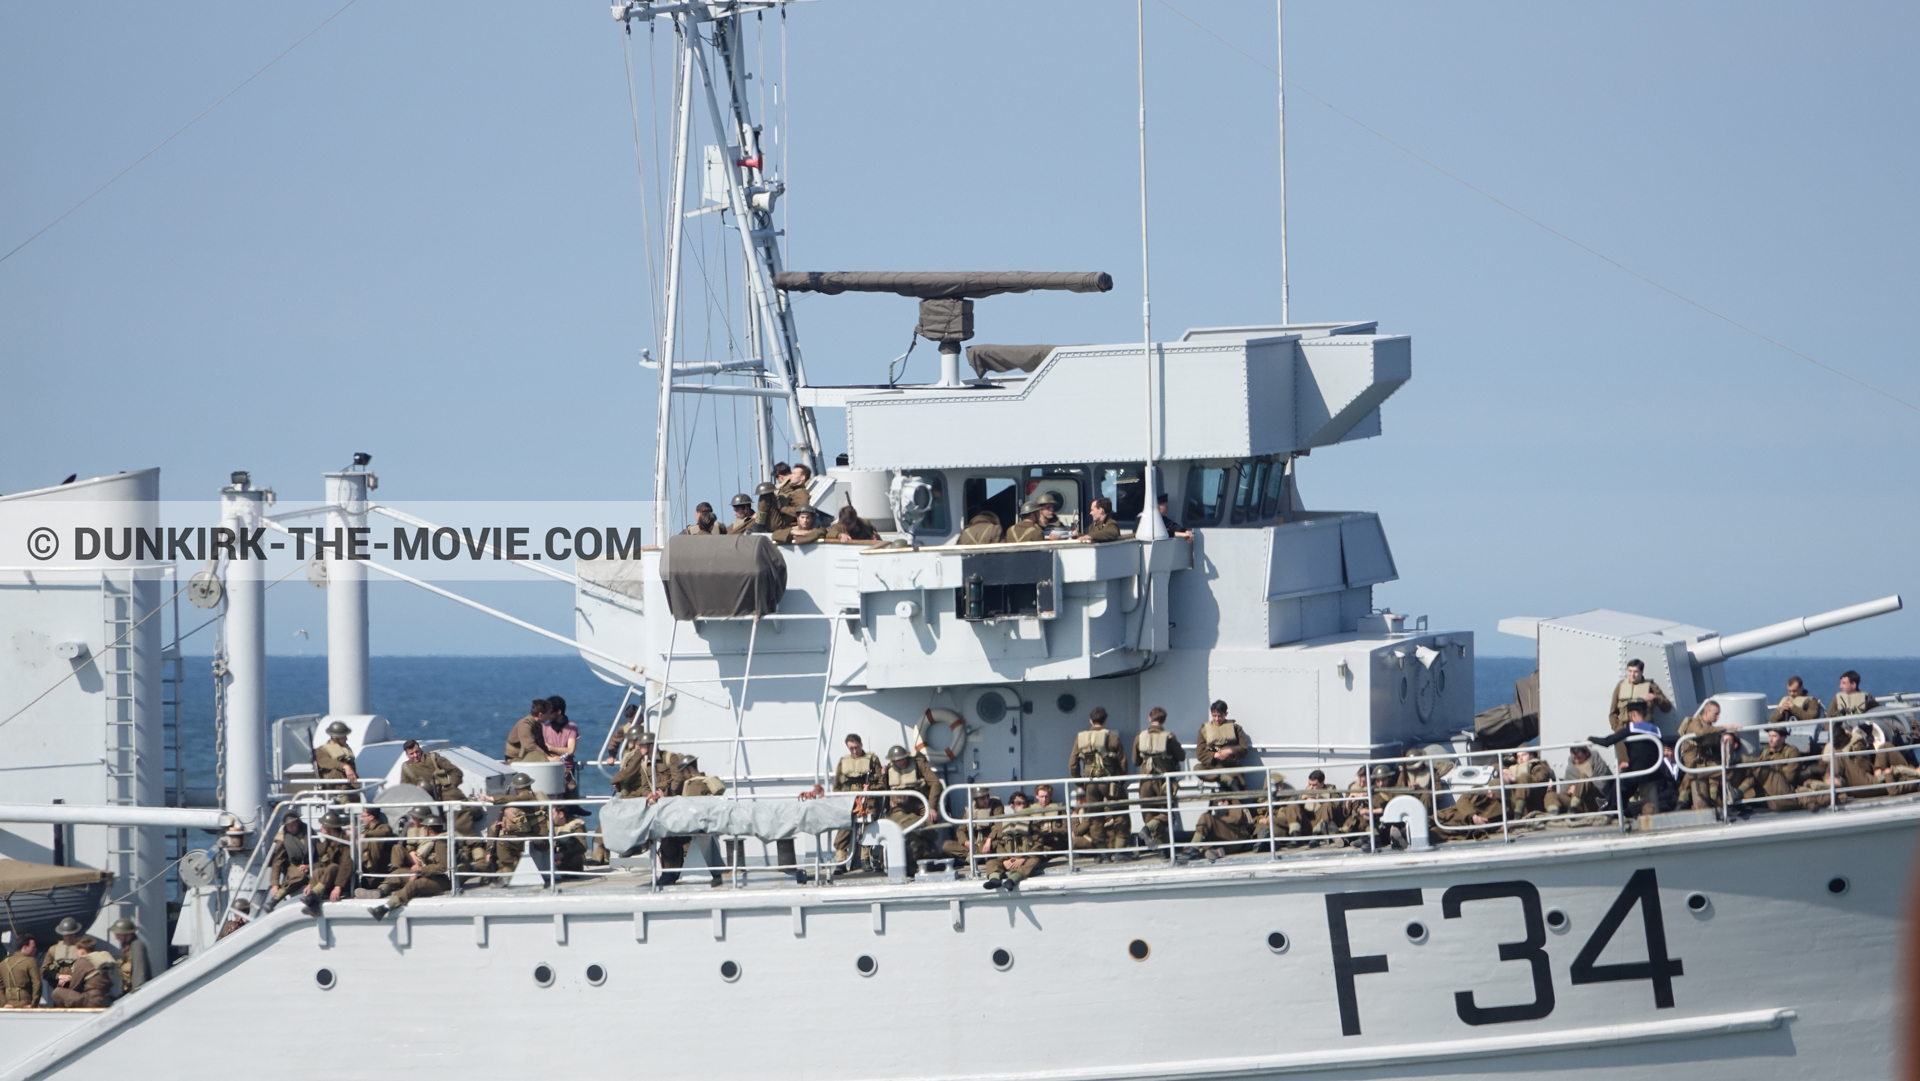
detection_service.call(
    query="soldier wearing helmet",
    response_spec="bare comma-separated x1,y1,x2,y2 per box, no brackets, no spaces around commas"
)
726,493,755,535
298,811,353,917
313,720,359,794
1004,498,1045,544
369,813,450,921
266,811,313,911
109,918,147,996
883,744,942,871
751,481,795,534
40,917,86,998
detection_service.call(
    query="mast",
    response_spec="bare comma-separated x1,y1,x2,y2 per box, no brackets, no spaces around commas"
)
1276,0,1290,324
1136,0,1165,542
650,19,695,547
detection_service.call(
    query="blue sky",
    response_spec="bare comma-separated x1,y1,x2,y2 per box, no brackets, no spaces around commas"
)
4,1,1916,657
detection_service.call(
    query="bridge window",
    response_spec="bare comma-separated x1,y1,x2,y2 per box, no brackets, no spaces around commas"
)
963,476,1020,529
1096,463,1146,524
1183,464,1229,526
1025,467,1085,530
902,471,950,535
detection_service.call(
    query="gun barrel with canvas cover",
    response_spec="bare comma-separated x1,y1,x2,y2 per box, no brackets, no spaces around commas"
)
772,271,1112,298
1687,595,1904,666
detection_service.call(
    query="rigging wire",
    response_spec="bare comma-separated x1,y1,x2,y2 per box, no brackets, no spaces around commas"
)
621,29,663,354
0,0,361,267
1157,0,1920,417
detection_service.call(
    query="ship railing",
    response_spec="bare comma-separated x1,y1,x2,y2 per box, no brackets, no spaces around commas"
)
1673,704,1920,814
938,735,1665,870
215,794,349,933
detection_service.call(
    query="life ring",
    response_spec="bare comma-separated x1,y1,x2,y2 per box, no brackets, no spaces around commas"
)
914,708,970,762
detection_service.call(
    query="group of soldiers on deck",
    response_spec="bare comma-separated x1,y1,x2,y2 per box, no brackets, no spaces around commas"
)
678,462,884,547
1,917,150,1011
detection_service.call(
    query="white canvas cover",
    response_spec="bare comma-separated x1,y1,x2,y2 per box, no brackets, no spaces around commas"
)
600,795,860,854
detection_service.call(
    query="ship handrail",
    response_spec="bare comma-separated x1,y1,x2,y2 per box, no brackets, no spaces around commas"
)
1673,709,1920,812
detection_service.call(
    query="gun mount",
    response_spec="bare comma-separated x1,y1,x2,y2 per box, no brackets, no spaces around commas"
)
773,271,1113,386
1686,595,1903,666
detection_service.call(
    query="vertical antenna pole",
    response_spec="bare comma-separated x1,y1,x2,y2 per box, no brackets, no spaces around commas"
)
1277,0,1291,324
1137,0,1165,542
653,19,696,546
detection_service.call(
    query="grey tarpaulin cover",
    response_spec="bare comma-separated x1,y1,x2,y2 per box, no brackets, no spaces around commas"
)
967,344,1063,376
661,534,787,620
600,795,860,854
774,271,1112,299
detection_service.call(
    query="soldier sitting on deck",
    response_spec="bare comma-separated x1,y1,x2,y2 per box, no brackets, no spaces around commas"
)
1076,497,1122,543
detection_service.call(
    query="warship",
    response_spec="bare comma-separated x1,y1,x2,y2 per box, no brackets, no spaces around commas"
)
1,3,1913,1079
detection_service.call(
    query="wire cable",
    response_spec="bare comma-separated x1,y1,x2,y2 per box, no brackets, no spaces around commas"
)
0,0,361,267
1156,0,1920,416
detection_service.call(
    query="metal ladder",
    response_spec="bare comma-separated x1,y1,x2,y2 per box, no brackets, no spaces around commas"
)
100,573,142,916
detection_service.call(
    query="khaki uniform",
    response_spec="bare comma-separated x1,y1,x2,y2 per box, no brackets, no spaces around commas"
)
400,752,466,801
753,496,797,533
1769,694,1824,726
1269,780,1341,839
1132,727,1184,845
489,790,552,874
1196,718,1251,789
681,521,721,536
943,799,1002,859
310,834,354,899
49,956,110,1009
1083,517,1122,542
1559,755,1614,814
1609,678,1673,731
775,478,811,512
552,817,588,873
824,518,877,542
391,838,451,907
1752,742,1811,811
884,755,943,862
773,525,827,545
1068,728,1128,848
359,822,397,886
726,516,753,535
40,942,83,994
2,952,40,1007
1436,790,1504,840
1501,760,1560,816
611,747,661,799
1829,690,1880,718
503,715,550,763
116,939,147,996
1676,714,1741,810
1193,805,1256,855
268,828,313,900
832,752,884,862
313,739,356,789
958,512,1003,545
1004,519,1045,544
983,813,1047,883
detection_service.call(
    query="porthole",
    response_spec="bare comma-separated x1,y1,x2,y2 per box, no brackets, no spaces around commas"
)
1544,908,1569,931
1685,892,1710,913
1266,932,1289,954
586,964,607,986
1057,694,1077,714
532,963,555,987
1405,921,1428,944
991,948,1014,971
719,960,742,982
314,968,336,990
855,954,877,976
1827,876,1850,896
976,694,1007,724
1127,939,1150,961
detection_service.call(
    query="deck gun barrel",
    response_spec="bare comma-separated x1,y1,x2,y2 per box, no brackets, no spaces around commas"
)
1686,595,1903,666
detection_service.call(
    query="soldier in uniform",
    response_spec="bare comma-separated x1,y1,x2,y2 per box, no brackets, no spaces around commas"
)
1501,748,1560,817
357,805,397,894
1607,659,1673,732
1030,785,1069,856
217,900,251,940
611,731,662,799
825,504,882,545
312,720,360,797
1436,780,1506,840
1830,670,1880,719
1004,499,1046,543
777,463,813,511
1558,744,1615,815
1,936,39,1008
1076,497,1123,543
1132,707,1183,847
265,812,312,911
368,814,451,921
398,738,478,846
980,792,1046,889
773,506,828,545
751,482,796,533
108,919,146,997
1032,491,1068,538
1751,727,1810,811
682,501,721,535
883,745,943,868
40,919,84,1001
1067,707,1128,856
943,789,1003,862
1769,676,1825,726
725,493,755,534
50,937,111,1008
482,772,551,878
503,698,552,763
1196,700,1252,791
1676,700,1743,811
831,734,884,866
1192,797,1256,860
550,804,590,874
957,510,1003,545
299,811,354,916
659,758,727,888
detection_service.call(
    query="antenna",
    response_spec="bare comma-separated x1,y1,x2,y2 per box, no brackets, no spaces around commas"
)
1277,0,1290,324
1136,0,1165,542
